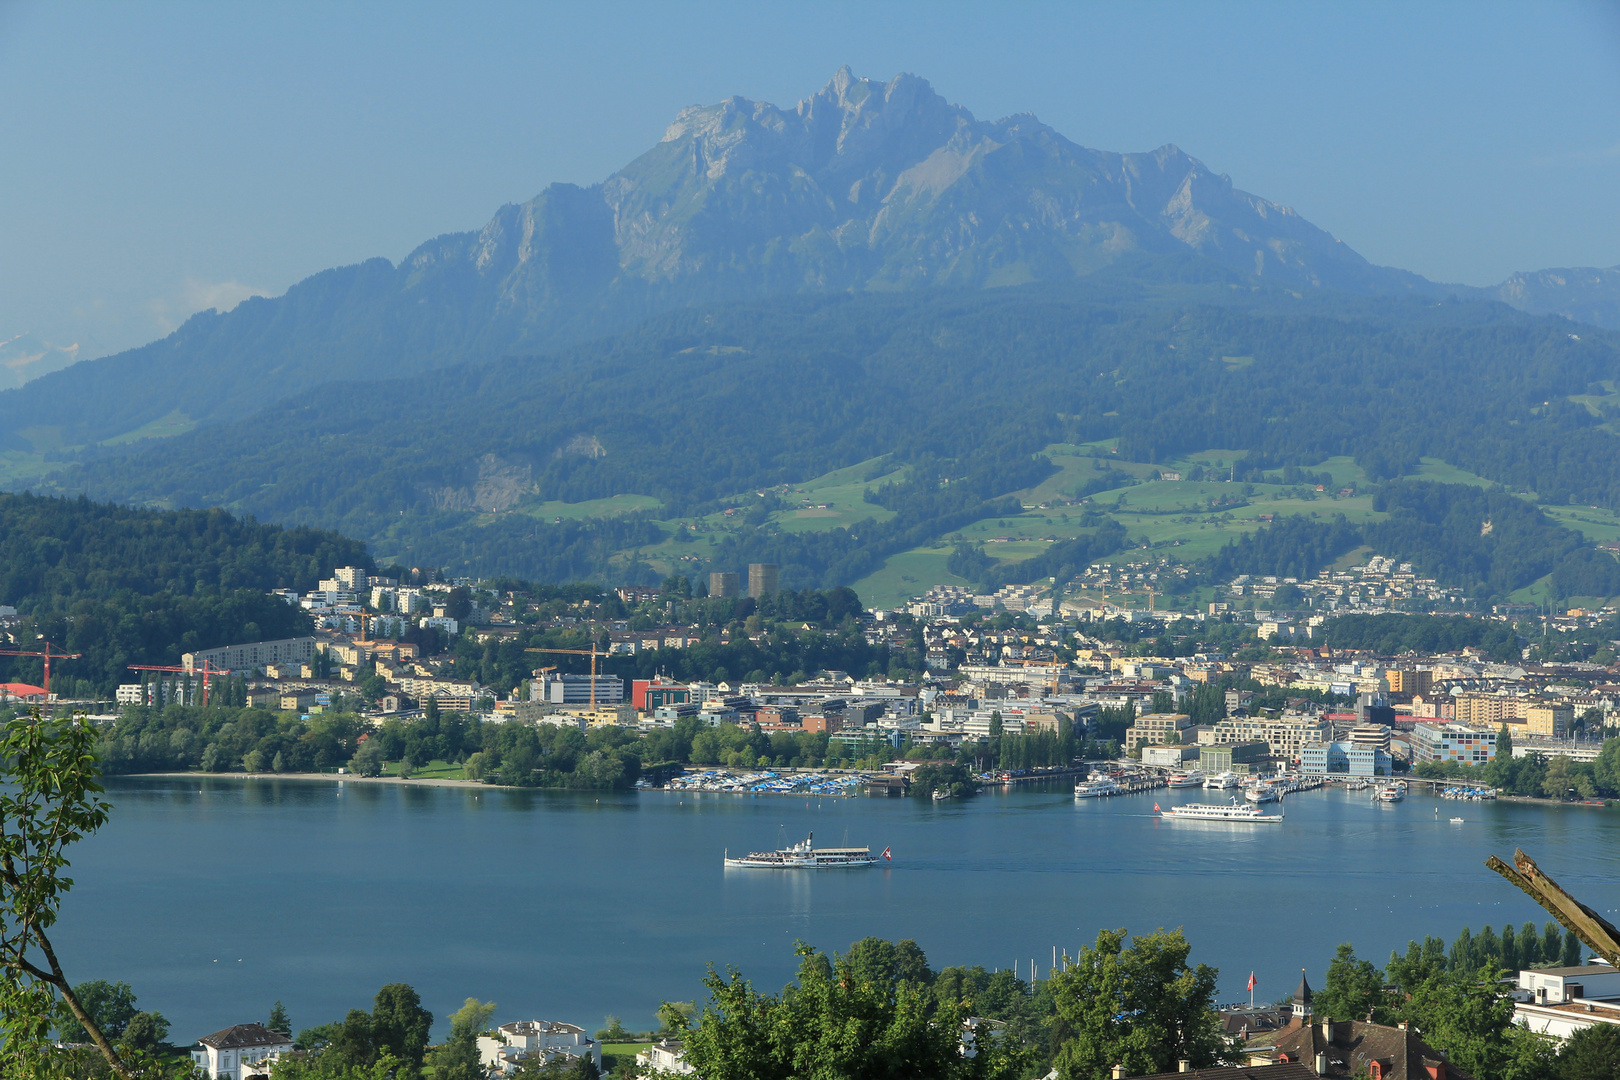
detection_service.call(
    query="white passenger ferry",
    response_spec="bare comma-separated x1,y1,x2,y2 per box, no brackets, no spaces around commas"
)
1166,770,1206,789
1074,777,1122,799
1375,781,1407,803
1156,799,1282,823
724,833,888,868
1203,771,1241,789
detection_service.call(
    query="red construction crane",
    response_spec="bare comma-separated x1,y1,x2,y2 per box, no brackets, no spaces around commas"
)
127,660,233,707
0,639,82,697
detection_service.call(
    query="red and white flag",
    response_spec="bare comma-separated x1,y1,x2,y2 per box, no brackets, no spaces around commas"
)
881,847,892,861
1154,803,1162,813
1247,971,1257,993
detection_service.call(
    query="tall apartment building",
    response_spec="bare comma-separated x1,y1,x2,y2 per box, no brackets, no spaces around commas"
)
1124,712,1192,752
748,563,780,599
1210,715,1332,761
710,572,740,599
1384,668,1433,697
182,637,318,675
1523,703,1572,738
1453,692,1523,727
333,566,370,591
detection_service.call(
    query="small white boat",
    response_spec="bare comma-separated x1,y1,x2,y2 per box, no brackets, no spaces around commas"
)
1449,816,1464,824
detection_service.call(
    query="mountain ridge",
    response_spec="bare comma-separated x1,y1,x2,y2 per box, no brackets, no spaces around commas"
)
0,68,1508,451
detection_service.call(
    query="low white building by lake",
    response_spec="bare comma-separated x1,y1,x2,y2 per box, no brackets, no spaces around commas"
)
477,1019,601,1075
191,1023,293,1080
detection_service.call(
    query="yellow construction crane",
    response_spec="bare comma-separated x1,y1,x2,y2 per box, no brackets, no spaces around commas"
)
526,646,608,709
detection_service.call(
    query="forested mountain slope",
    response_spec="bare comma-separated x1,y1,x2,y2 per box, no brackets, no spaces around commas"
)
0,493,371,692
0,70,1445,449
28,280,1620,588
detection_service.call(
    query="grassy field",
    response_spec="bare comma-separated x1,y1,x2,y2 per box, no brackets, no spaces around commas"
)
768,457,903,532
0,448,53,486
1541,504,1620,543
382,758,466,780
851,545,974,610
101,408,198,446
1412,458,1493,487
521,493,664,521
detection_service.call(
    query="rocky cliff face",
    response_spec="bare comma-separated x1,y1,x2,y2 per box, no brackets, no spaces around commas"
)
1491,266,1620,330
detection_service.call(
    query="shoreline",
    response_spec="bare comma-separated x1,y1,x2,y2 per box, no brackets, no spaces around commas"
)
136,770,492,790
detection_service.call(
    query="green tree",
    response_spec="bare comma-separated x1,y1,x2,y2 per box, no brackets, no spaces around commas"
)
350,741,385,777
1048,928,1223,1079
370,983,433,1069
675,940,1022,1080
358,673,388,704
595,1015,630,1042
0,710,131,1078
119,1010,169,1055
428,998,497,1080
1565,929,1584,968
1400,967,1556,1080
55,978,139,1043
1316,944,1390,1023
1386,937,1448,994
1556,1023,1620,1080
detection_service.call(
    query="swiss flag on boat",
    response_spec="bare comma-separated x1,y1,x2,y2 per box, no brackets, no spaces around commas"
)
1153,803,1161,813
881,847,892,861
1247,971,1257,992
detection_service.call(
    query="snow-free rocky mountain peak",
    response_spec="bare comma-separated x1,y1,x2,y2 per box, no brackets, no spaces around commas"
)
0,70,1607,448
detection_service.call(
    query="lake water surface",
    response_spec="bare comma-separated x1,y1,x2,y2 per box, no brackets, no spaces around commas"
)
57,777,1620,1044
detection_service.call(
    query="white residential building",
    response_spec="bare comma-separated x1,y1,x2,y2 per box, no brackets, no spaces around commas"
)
191,1024,293,1080
637,1039,695,1075
477,1020,601,1075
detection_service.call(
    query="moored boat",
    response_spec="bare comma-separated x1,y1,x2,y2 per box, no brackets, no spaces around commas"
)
724,833,888,868
1166,770,1206,789
1244,784,1279,804
1074,777,1122,799
1203,771,1240,790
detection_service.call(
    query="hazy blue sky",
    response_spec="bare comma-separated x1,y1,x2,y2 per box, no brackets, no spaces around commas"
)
3,0,1619,358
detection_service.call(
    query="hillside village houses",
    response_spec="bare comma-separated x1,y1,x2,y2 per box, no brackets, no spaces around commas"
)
100,560,1620,783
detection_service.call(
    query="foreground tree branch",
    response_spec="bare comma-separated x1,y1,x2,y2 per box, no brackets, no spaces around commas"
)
0,707,132,1080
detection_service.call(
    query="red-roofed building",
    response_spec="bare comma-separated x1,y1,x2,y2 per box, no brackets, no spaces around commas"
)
0,683,48,702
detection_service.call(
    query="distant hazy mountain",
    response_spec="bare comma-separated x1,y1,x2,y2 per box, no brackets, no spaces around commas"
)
0,333,82,391
1489,266,1620,330
0,68,1450,449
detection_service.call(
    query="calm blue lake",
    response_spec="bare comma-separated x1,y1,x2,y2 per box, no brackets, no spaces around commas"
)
55,777,1620,1045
